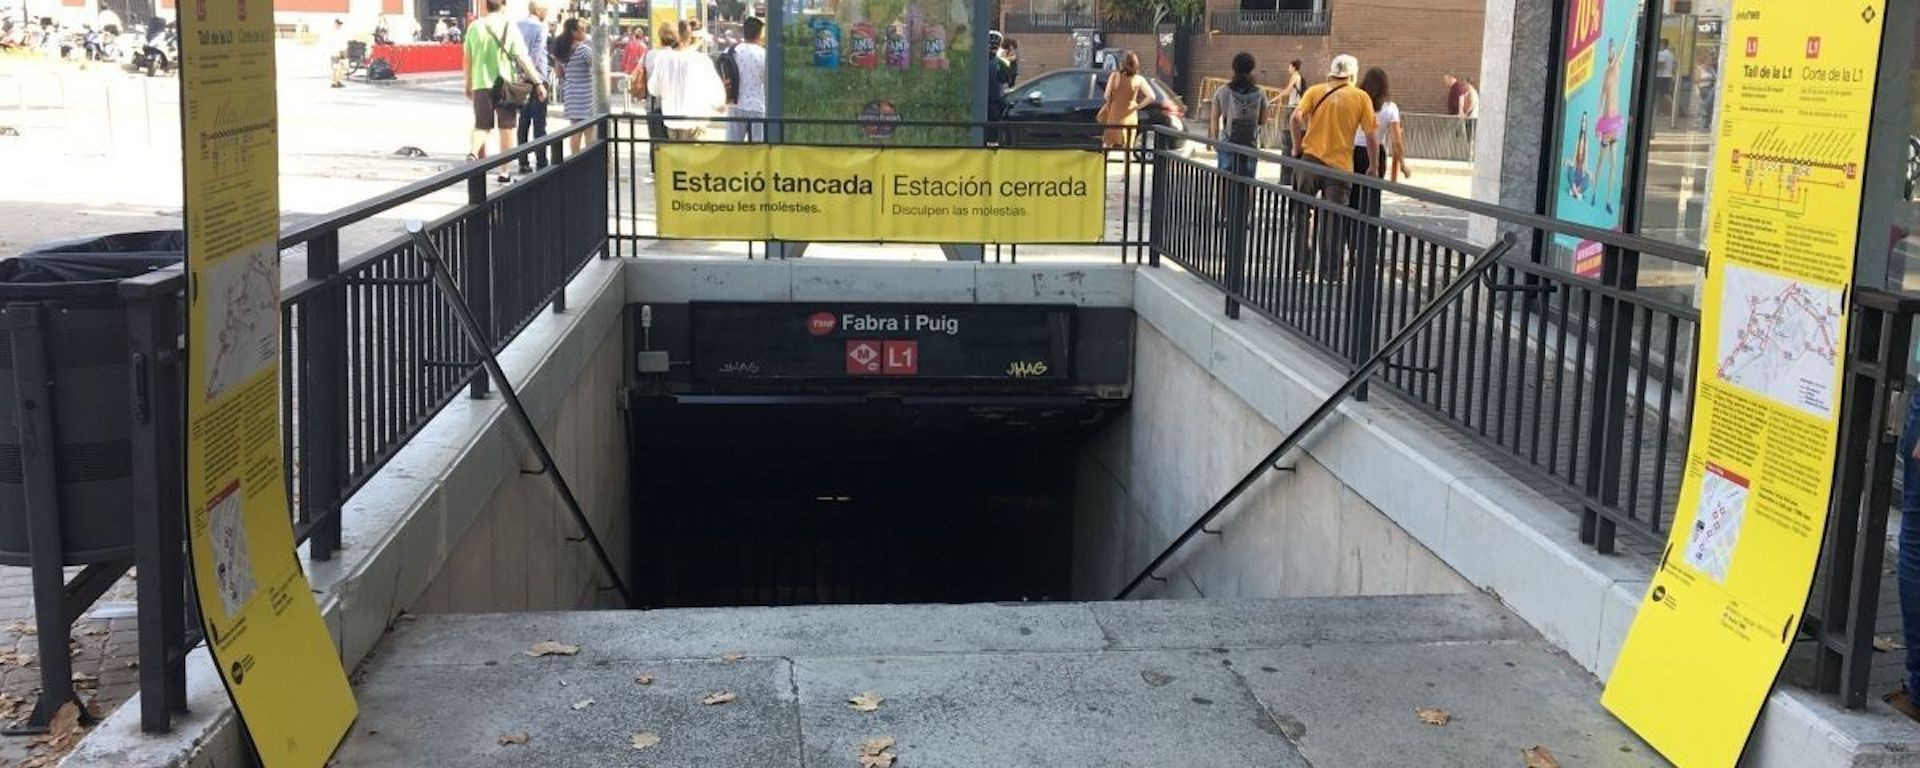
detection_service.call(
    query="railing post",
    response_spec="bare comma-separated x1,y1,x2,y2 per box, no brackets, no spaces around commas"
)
124,271,189,731
1148,138,1168,268
1580,244,1637,554
1812,292,1914,708
1348,191,1381,402
464,175,493,399
304,232,345,560
1222,169,1249,320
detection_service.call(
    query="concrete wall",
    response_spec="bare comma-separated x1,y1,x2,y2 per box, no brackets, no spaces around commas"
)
1073,320,1470,600
410,325,632,614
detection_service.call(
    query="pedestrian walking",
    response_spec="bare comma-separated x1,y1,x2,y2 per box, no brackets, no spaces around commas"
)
988,31,1010,143
1460,77,1480,152
463,0,549,181
554,17,597,152
1886,391,1920,723
1655,39,1677,128
515,1,553,173
327,19,350,88
1285,60,1305,107
1693,58,1716,129
1210,52,1269,178
1097,51,1153,150
726,17,767,142
1356,67,1408,183
1349,66,1405,263
647,25,726,141
1289,53,1378,281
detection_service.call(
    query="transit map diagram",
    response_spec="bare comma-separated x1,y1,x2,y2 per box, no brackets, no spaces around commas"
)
1714,263,1842,419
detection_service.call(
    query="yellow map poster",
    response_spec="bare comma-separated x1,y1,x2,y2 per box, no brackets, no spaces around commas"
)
180,0,357,763
1601,2,1886,766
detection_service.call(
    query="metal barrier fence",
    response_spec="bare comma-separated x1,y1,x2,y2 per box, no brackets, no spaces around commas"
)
1206,8,1333,36
1187,85,1475,163
277,121,607,560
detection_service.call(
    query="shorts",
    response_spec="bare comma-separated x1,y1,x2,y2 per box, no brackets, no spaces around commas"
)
472,88,519,131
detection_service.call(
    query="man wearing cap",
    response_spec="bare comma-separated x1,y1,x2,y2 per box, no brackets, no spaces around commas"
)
1289,54,1378,282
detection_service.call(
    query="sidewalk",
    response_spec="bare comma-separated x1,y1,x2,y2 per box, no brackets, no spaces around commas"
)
0,566,141,767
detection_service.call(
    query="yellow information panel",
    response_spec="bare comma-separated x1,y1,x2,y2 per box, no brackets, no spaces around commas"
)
180,0,357,764
1601,2,1885,766
654,144,1105,243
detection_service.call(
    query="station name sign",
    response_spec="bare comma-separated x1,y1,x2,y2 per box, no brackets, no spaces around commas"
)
692,302,1071,381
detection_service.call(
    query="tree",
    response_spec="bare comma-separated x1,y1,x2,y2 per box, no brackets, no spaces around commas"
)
1101,0,1201,27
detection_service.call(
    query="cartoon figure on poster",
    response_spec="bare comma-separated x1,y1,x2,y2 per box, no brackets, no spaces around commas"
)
1551,0,1639,278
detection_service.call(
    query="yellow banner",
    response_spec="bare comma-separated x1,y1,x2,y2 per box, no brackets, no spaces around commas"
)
655,144,1105,243
1601,3,1885,767
181,0,357,763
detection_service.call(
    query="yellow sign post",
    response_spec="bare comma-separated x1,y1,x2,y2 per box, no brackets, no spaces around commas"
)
654,144,1106,243
1601,2,1887,766
179,0,357,764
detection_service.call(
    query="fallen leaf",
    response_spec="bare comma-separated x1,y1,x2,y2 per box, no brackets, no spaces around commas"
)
570,698,595,711
37,702,82,751
497,731,530,746
701,691,737,706
78,627,106,637
525,641,581,658
1875,635,1905,653
848,692,885,712
635,674,655,685
6,620,37,636
71,673,98,688
1140,670,1174,687
0,650,33,668
0,691,24,720
630,731,661,750
858,736,898,768
1415,707,1451,726
720,651,745,664
1523,745,1561,768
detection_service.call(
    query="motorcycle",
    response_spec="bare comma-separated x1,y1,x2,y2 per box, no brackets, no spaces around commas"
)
82,26,118,62
133,25,177,76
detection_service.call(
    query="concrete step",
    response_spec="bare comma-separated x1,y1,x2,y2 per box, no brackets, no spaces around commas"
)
335,594,1664,767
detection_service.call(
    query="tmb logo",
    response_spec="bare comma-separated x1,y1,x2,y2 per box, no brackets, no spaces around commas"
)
807,312,838,336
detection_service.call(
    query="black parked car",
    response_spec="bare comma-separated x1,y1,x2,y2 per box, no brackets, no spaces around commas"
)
998,67,1193,157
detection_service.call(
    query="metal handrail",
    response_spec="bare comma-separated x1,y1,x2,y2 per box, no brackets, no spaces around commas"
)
1117,232,1519,599
278,118,602,248
1148,125,1707,266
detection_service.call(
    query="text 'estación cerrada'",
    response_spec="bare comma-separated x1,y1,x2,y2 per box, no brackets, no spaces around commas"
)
669,170,1092,200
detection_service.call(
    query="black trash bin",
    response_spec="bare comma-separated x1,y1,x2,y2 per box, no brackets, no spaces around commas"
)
0,231,183,566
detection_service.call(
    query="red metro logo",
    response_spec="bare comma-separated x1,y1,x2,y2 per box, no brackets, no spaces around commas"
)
807,312,838,336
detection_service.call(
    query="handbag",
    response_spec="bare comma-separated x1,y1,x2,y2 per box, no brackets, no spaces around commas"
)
484,22,535,108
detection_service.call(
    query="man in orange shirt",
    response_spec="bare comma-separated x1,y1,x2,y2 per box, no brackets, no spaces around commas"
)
1289,54,1378,281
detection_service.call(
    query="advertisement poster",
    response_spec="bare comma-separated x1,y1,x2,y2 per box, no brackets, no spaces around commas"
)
179,0,358,763
653,144,1105,242
779,0,978,144
1551,0,1642,278
1600,2,1886,766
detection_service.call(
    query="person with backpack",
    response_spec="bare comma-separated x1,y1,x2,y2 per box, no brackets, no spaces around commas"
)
1209,52,1269,178
1288,53,1377,281
463,0,549,182
720,17,767,142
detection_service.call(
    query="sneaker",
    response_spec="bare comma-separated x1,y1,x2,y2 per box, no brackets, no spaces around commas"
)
1885,686,1920,723
516,161,533,175
496,172,512,184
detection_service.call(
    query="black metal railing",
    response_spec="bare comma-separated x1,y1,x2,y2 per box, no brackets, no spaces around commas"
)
1001,10,1105,32
1207,8,1332,35
1150,130,1700,556
278,120,608,560
1807,290,1920,708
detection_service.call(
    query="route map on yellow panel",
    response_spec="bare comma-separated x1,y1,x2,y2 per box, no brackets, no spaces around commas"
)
1601,2,1886,767
179,0,357,763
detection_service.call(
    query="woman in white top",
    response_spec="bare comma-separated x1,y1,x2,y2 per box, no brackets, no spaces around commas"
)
1354,66,1409,183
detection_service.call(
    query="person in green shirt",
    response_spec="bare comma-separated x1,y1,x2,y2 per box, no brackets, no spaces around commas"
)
464,0,548,179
